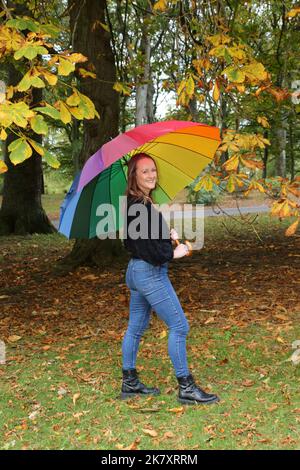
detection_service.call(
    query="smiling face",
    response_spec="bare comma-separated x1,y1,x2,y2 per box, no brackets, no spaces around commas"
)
135,157,157,196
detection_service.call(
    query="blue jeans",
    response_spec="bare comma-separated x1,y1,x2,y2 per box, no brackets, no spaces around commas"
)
122,258,190,377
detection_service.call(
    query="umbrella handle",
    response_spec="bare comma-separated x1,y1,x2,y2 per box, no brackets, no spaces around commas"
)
175,239,192,257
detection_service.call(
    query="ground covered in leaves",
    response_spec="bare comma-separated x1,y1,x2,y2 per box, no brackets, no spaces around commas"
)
0,215,300,450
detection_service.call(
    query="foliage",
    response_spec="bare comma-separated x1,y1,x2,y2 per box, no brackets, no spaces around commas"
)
0,8,99,171
151,0,300,236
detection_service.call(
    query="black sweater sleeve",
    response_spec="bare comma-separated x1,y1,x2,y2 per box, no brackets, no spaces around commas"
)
123,196,174,266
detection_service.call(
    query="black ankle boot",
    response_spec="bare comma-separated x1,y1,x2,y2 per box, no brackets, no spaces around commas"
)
177,374,220,405
120,369,160,399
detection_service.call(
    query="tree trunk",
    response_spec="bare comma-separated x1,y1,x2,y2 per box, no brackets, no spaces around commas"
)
275,122,287,178
262,130,269,179
0,3,55,236
58,0,125,272
288,115,295,181
135,34,151,126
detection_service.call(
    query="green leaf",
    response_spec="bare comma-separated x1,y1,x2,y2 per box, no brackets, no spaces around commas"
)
224,47,232,64
43,151,60,169
17,73,45,92
7,18,40,32
16,74,32,92
9,139,32,165
30,115,48,135
222,66,245,83
58,58,75,76
34,106,61,120
14,45,48,61
39,23,62,37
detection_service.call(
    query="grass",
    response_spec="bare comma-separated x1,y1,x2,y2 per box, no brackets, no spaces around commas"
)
1,321,300,450
0,213,300,450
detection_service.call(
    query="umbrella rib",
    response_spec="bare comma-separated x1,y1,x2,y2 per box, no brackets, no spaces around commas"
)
156,182,172,201
120,159,128,185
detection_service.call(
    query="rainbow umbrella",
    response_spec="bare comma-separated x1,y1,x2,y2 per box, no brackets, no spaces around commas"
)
59,120,220,239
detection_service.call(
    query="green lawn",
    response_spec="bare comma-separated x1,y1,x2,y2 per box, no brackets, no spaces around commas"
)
0,214,299,450
1,320,300,450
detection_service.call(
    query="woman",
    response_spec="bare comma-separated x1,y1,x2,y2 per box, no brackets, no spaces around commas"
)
122,153,220,405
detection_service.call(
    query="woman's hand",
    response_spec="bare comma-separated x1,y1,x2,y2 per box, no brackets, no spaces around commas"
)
170,228,179,241
173,243,189,259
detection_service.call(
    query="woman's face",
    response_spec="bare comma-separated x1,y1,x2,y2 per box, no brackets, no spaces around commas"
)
135,157,157,195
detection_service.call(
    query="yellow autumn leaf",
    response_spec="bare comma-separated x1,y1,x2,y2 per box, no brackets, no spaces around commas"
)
28,138,45,156
153,0,167,11
42,71,58,86
257,116,270,128
0,128,7,140
186,75,195,97
68,53,88,63
228,46,246,60
271,200,291,218
177,79,186,97
207,33,231,46
59,102,72,124
240,156,264,170
285,219,299,237
68,106,84,119
0,160,8,173
213,81,220,102
222,154,240,172
113,82,131,96
78,68,96,79
194,174,214,192
243,62,268,82
66,92,81,107
159,330,167,339
236,84,245,93
167,407,184,413
286,7,300,18
58,58,75,76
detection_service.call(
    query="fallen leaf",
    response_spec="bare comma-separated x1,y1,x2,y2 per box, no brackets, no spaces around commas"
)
163,431,175,439
159,330,167,339
81,274,99,281
168,407,184,413
123,438,140,450
267,404,278,412
142,428,158,437
242,379,255,387
73,392,80,405
204,317,215,324
8,335,22,342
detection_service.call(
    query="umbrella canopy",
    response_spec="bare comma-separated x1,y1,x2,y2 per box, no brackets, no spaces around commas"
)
59,120,220,239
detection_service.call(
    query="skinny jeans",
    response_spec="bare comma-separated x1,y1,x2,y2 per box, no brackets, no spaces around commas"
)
122,258,190,377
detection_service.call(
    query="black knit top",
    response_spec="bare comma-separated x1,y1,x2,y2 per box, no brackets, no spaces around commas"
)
123,195,174,266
